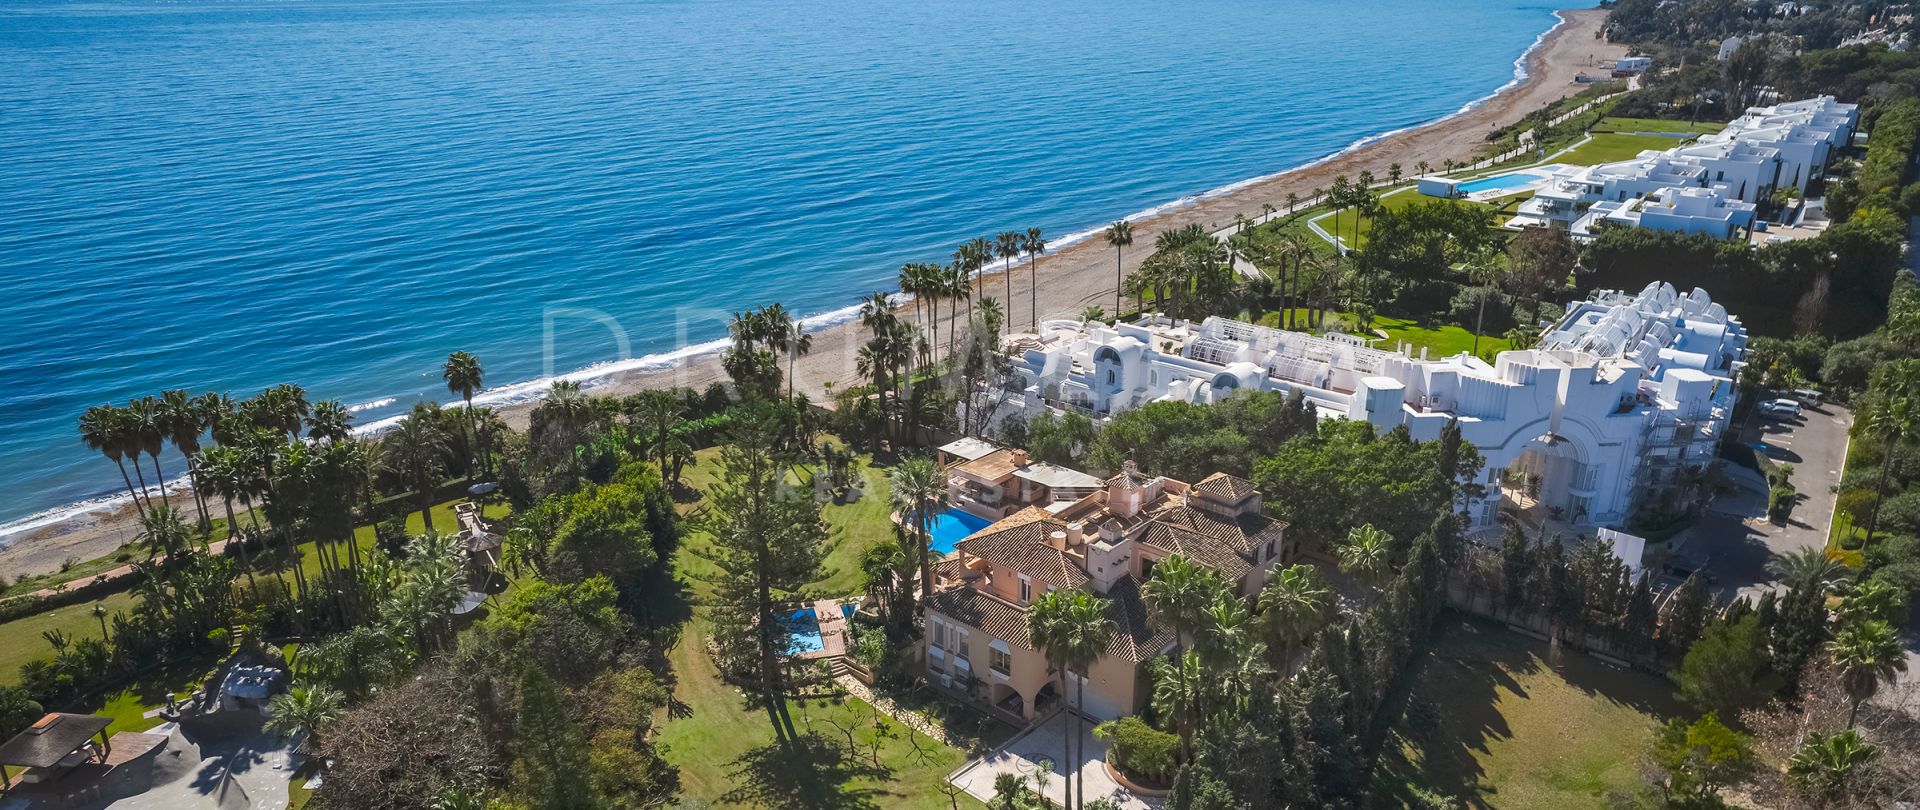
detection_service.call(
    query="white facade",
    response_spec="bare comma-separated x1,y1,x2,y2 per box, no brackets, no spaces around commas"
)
994,283,1747,531
1509,95,1858,240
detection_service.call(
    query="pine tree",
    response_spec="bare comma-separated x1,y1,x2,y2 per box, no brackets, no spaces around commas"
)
696,410,831,747
514,667,593,810
1664,575,1711,656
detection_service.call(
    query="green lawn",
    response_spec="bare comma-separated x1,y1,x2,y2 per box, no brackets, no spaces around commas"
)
1307,188,1531,253
1557,133,1693,166
657,439,996,808
1377,618,1682,809
0,591,139,686
1590,116,1725,135
1374,316,1512,359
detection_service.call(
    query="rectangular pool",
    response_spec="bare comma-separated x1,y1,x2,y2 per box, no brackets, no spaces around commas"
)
927,508,993,554
784,609,825,655
1455,171,1541,195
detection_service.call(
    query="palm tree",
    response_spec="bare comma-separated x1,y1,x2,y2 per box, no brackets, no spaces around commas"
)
1141,554,1224,754
265,684,345,746
127,396,171,510
1337,524,1395,587
91,604,109,642
1029,588,1114,810
1858,395,1916,546
1465,247,1508,354
784,320,812,399
993,231,1023,326
991,772,1026,810
80,404,147,515
628,389,684,487
1024,227,1047,330
159,389,211,531
1255,564,1333,672
1829,619,1908,726
888,457,948,612
535,380,594,482
385,412,449,534
1105,220,1133,317
1786,729,1880,805
1766,547,1854,593
1388,163,1403,185
1417,160,1431,177
1150,649,1205,759
137,505,192,570
442,351,484,472
307,399,353,446
199,445,258,592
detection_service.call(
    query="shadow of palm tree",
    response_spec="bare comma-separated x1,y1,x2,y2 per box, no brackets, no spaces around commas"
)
720,732,891,810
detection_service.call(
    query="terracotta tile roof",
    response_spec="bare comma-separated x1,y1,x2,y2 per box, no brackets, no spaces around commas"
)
1136,505,1284,582
956,507,1089,589
925,587,1031,649
1194,472,1259,502
954,448,1021,481
1102,576,1177,662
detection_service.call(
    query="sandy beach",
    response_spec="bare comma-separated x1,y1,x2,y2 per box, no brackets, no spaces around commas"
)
0,8,1622,583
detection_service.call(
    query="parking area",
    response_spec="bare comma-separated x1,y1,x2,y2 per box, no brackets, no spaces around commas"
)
948,711,1158,810
1678,400,1851,599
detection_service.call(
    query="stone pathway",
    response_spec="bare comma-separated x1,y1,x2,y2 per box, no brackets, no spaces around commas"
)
833,674,966,749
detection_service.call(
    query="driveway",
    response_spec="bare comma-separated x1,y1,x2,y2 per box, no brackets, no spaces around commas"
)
1679,402,1851,599
949,711,1160,810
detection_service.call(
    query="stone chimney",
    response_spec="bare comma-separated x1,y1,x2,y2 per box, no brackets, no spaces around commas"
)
1011,448,1029,466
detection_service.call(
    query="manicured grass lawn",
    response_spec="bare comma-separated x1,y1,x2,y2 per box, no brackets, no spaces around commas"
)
1377,617,1682,809
1591,116,1724,135
1374,316,1512,359
1306,188,1531,253
1558,133,1693,166
0,591,139,686
657,615,988,809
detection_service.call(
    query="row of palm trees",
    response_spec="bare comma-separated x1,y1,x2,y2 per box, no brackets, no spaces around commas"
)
896,230,1046,353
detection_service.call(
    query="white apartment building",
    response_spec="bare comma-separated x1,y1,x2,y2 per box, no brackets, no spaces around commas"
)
1509,95,1857,240
993,282,1747,532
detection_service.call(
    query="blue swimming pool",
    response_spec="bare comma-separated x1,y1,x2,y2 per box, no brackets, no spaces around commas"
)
785,609,825,655
1455,172,1540,194
927,508,993,554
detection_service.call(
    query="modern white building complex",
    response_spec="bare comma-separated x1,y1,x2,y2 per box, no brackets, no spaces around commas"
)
995,282,1747,532
1508,95,1858,240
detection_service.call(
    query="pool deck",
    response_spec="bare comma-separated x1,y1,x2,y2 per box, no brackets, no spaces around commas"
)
797,599,849,660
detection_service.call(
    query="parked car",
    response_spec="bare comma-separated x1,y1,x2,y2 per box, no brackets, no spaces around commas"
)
1790,388,1823,406
1759,399,1802,419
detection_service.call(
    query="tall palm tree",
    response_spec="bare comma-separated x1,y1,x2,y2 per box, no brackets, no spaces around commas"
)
784,320,812,399
1858,395,1916,546
1256,564,1333,672
1024,227,1046,330
1105,220,1133,318
1029,589,1114,810
79,404,146,515
945,263,972,356
887,457,949,611
1828,619,1908,727
442,351,484,473
384,412,449,535
899,262,932,356
127,396,171,509
1466,247,1509,354
1150,649,1205,759
994,231,1024,327
1766,547,1854,593
629,389,684,487
1337,524,1395,587
1786,729,1880,805
159,389,211,531
198,445,258,592
1142,554,1224,754
265,684,345,746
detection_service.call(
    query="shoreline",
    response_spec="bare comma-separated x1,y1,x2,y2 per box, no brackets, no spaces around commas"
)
0,7,1622,582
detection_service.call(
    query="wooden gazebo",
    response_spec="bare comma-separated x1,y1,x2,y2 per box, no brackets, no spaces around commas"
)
0,713,112,791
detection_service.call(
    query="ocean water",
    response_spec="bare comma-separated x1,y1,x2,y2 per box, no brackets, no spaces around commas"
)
0,0,1559,533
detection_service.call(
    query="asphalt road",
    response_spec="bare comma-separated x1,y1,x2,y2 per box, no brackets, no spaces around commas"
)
1682,400,1852,599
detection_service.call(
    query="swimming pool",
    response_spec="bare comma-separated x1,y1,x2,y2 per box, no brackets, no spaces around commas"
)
926,508,993,554
785,609,825,655
1455,171,1541,194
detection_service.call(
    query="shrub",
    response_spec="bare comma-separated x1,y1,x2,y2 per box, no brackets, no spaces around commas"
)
1094,716,1180,783
1768,483,1798,524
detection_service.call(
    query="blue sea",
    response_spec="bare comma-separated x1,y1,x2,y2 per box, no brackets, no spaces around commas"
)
0,0,1560,535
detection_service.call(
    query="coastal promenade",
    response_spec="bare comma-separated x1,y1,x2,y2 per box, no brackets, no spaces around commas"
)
0,8,1623,583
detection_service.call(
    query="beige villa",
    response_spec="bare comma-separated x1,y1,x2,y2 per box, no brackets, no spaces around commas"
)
920,461,1292,724
937,437,1106,521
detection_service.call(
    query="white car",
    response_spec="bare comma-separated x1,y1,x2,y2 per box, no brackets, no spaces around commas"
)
1759,399,1802,420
